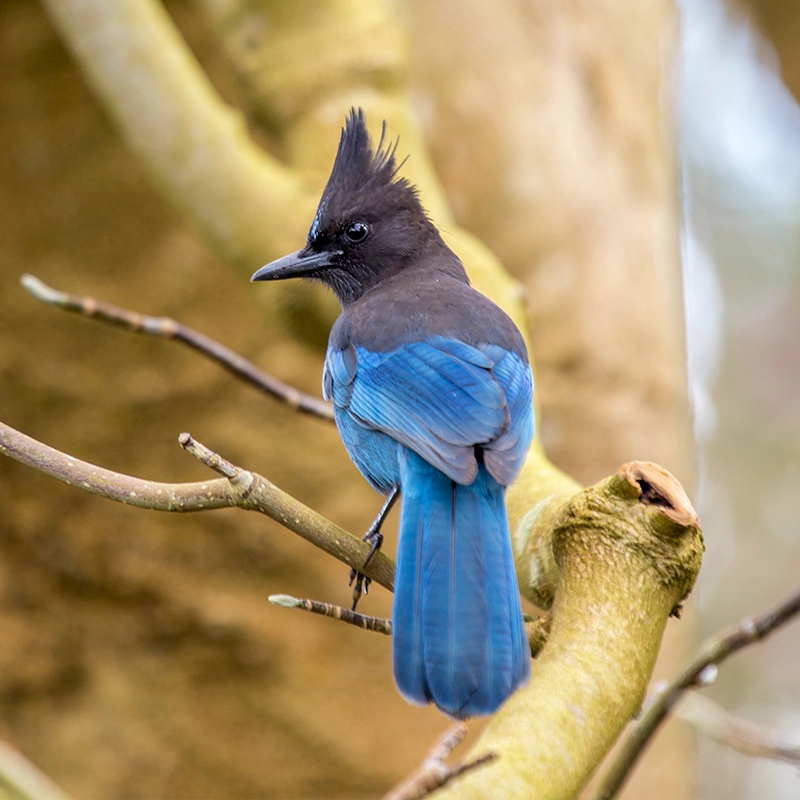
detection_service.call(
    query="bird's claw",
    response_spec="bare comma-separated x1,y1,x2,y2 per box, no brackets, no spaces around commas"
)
349,569,372,610
349,528,384,610
362,528,384,569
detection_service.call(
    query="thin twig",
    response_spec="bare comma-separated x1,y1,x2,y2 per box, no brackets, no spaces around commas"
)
590,585,800,800
382,723,497,800
267,591,551,653
677,693,800,765
269,594,392,634
0,420,393,592
21,274,334,421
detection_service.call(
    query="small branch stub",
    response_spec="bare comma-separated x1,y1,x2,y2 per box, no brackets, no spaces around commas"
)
179,432,240,479
617,461,699,528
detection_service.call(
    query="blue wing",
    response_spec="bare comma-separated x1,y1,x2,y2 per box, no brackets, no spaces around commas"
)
323,335,534,486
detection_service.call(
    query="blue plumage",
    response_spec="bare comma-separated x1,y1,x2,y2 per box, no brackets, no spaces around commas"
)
323,336,533,717
253,109,534,718
393,451,530,716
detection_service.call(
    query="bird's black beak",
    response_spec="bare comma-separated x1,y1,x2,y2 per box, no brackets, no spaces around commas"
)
250,248,340,282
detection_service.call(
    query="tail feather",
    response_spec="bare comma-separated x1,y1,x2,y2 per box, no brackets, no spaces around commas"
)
393,450,530,718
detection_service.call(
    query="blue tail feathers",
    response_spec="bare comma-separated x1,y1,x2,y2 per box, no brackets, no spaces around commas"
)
392,449,530,718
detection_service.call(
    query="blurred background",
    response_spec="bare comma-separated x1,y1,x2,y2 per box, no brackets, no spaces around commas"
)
681,1,800,798
0,0,798,798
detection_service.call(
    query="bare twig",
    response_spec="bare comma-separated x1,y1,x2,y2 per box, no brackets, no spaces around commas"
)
269,594,392,634
0,737,74,800
0,420,393,592
590,585,800,800
678,693,800,765
267,592,551,656
21,274,334,421
382,723,496,800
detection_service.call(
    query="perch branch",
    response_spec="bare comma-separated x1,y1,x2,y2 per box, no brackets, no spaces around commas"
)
382,724,496,800
0,420,393,592
266,594,554,657
677,693,800,765
590,584,800,800
268,594,392,635
21,274,333,421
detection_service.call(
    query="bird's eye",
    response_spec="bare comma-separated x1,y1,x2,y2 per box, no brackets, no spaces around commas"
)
344,221,369,243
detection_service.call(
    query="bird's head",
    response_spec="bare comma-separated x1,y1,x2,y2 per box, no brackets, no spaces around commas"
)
251,109,459,306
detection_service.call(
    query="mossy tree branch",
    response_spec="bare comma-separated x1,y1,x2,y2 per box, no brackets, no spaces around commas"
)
592,583,800,799
433,465,703,800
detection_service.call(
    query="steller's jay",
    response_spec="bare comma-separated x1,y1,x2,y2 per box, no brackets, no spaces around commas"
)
252,109,533,718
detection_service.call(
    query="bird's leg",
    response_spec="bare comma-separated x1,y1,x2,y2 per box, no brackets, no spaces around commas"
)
350,486,400,610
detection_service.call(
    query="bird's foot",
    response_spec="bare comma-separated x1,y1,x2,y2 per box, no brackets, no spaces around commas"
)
349,527,384,611
362,526,384,569
349,570,371,610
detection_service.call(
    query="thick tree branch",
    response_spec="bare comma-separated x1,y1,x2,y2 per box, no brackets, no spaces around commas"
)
434,464,703,800
590,584,800,800
0,421,393,591
21,274,333,421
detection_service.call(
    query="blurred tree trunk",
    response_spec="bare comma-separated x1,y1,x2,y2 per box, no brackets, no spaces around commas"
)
406,0,691,488
0,0,695,798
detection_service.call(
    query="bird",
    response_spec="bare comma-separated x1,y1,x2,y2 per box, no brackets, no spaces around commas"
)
252,109,534,718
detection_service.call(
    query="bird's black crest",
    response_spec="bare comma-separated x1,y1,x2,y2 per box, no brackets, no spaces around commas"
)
309,109,421,243
331,108,409,195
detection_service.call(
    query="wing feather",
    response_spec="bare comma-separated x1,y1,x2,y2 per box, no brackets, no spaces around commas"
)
325,337,533,485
